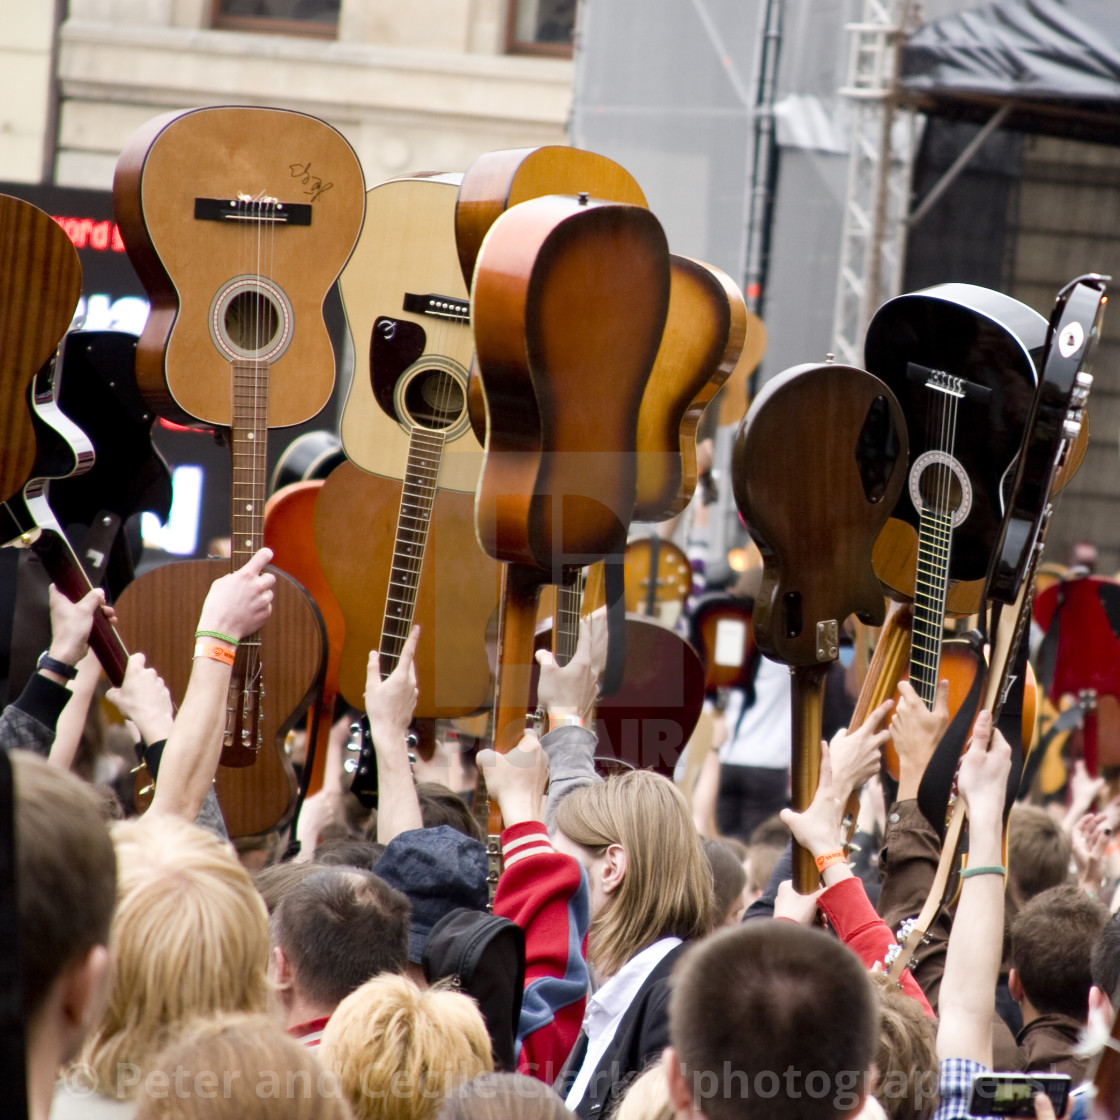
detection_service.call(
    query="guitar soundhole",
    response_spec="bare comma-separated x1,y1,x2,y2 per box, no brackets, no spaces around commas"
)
225,291,279,352
209,276,294,363
397,362,470,436
908,450,973,527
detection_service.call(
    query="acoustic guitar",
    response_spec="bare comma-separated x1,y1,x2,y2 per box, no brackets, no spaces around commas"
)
863,285,1047,771
887,274,1105,982
732,362,908,892
263,480,348,800
0,195,83,544
0,197,131,688
315,174,500,718
111,105,364,836
470,193,670,839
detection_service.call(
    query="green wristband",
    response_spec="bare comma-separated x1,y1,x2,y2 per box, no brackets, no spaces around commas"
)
959,865,1005,880
195,629,239,648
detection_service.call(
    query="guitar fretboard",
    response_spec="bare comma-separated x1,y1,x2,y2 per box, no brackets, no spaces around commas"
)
379,427,448,676
230,358,269,598
911,506,953,707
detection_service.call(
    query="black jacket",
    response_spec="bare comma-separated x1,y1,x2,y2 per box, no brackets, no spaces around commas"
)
559,941,689,1119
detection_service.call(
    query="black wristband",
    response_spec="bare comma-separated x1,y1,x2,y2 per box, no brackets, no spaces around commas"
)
36,652,78,681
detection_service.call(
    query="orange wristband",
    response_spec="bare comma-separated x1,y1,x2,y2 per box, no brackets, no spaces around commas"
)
194,640,236,666
814,849,846,873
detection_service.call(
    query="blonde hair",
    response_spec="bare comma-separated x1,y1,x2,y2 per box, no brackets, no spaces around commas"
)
80,816,272,1098
613,1064,673,1120
554,770,714,977
321,973,493,1120
869,974,939,1120
134,1013,351,1120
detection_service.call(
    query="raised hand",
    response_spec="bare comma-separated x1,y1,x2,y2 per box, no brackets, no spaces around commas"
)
536,615,600,726
106,653,174,744
365,625,420,747
196,546,276,642
46,583,116,670
829,698,892,803
892,678,950,801
477,731,550,828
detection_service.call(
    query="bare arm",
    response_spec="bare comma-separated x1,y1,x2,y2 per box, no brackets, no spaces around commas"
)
936,710,1012,1066
366,625,423,845
145,548,276,822
48,652,103,771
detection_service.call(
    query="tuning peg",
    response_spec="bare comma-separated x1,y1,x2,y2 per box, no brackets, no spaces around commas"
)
1062,417,1082,441
343,758,359,775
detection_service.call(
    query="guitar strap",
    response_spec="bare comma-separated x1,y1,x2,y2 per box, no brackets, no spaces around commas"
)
916,635,985,842
74,513,122,588
0,751,29,1120
600,554,626,699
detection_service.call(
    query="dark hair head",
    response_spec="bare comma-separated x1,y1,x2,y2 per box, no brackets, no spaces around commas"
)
1007,805,1071,903
13,750,117,1023
1091,910,1120,1007
438,1072,572,1120
703,839,748,925
1011,883,1108,1020
670,922,877,1120
416,782,483,842
273,866,411,1008
313,837,387,868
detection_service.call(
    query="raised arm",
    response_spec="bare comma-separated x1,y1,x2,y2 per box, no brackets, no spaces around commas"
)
143,548,275,822
936,710,1012,1066
479,732,590,1083
365,624,423,845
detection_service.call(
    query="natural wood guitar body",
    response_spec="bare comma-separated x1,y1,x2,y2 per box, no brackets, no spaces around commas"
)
337,174,482,490
634,256,747,522
115,559,326,837
314,459,500,717
112,105,365,427
0,195,83,517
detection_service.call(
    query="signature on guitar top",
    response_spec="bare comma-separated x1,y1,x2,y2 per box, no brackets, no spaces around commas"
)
113,105,366,428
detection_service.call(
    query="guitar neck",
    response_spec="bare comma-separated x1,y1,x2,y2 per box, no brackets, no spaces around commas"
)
481,564,546,837
30,527,129,687
790,662,829,893
379,427,448,677
554,569,583,667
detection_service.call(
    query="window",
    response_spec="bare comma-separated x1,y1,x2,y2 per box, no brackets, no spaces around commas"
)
212,0,339,38
508,0,576,55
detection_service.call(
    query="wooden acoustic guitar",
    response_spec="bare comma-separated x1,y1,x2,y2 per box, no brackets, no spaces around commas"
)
0,196,132,689
470,193,670,837
732,362,908,892
316,174,500,719
111,106,364,836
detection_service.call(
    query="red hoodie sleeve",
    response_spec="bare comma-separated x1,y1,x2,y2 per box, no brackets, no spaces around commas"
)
494,821,590,1084
818,875,934,1017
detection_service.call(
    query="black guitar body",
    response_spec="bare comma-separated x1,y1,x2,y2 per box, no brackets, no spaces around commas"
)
49,330,172,597
864,284,1047,582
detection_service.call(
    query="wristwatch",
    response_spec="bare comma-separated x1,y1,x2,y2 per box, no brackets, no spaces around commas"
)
36,652,78,681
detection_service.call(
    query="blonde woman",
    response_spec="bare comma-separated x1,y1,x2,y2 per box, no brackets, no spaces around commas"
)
54,815,272,1117
320,973,493,1120
551,769,714,1119
134,1014,351,1120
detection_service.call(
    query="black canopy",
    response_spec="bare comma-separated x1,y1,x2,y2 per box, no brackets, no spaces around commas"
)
900,0,1120,142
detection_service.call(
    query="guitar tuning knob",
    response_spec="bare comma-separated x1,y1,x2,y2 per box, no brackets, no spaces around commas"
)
1062,417,1082,441
1076,371,1094,390
343,758,359,775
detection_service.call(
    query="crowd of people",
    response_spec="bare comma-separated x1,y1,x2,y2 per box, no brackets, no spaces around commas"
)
6,534,1120,1120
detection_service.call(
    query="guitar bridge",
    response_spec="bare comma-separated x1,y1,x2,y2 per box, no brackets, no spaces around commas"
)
194,198,312,225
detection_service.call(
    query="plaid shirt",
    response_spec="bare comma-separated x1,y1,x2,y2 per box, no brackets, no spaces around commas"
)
936,1058,990,1120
